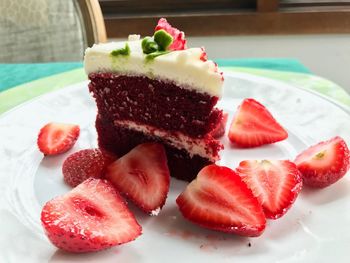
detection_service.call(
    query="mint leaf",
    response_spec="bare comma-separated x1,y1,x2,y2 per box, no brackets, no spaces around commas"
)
141,37,159,54
110,43,130,56
154,29,173,51
145,51,170,61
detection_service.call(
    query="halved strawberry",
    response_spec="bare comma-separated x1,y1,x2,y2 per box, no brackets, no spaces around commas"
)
37,122,80,155
228,98,288,148
295,136,350,188
105,143,170,215
62,148,117,187
41,178,142,253
211,112,228,139
176,164,266,237
236,160,302,219
155,18,187,50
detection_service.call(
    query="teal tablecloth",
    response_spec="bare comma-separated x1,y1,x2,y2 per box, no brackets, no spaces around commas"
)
0,59,311,92
0,62,83,92
216,58,311,74
0,59,349,115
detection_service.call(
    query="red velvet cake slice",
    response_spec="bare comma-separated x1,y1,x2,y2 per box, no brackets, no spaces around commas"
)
84,19,224,181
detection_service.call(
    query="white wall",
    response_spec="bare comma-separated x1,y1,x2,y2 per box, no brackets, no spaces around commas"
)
188,35,350,93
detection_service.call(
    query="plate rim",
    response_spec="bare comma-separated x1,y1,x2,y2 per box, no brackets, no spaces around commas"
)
223,70,350,114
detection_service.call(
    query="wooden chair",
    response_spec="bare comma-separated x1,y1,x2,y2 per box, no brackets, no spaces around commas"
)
0,0,106,62
76,0,107,48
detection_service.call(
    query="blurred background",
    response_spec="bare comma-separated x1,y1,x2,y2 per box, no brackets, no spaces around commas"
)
1,0,350,92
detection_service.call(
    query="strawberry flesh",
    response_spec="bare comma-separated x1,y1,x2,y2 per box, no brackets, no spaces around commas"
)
106,143,170,215
295,136,350,188
41,178,142,253
228,98,288,148
155,18,187,50
176,164,266,237
63,148,117,187
236,160,302,219
37,122,80,155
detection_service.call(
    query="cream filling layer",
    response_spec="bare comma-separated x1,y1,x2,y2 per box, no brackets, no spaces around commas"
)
114,120,219,161
84,39,223,97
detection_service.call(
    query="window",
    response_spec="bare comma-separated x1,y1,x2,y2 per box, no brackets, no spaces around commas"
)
99,0,350,37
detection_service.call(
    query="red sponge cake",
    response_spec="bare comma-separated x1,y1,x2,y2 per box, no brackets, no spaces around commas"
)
84,19,224,181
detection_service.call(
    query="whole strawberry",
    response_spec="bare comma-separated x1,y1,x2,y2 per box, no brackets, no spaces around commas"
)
295,136,350,188
63,148,117,187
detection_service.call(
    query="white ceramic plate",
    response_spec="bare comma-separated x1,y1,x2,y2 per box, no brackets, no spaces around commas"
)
1,71,350,263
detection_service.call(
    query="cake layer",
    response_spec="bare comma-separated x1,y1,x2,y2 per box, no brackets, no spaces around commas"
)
84,39,223,97
89,73,223,137
96,115,214,181
113,120,222,161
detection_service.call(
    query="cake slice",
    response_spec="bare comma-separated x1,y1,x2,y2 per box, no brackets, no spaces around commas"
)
84,18,224,181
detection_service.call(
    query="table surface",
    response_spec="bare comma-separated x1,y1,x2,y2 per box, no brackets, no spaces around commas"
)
0,59,349,115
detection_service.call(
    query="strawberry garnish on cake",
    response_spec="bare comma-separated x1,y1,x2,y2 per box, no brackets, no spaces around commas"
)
176,164,266,237
155,18,187,50
37,122,80,155
228,98,288,147
236,160,303,219
295,136,350,188
62,148,117,187
41,178,142,253
199,47,208,62
106,143,170,215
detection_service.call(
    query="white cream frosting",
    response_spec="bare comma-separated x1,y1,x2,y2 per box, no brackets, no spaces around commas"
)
84,38,223,97
114,120,220,161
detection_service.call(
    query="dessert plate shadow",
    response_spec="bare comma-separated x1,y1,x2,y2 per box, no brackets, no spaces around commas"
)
0,71,350,263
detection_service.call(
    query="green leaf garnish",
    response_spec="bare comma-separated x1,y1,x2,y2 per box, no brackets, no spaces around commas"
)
141,37,159,54
141,29,174,61
145,51,170,61
154,29,173,51
110,43,130,56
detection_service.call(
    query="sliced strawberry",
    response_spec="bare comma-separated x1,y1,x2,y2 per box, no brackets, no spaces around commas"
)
236,160,302,219
62,148,117,187
295,136,350,188
211,112,228,139
37,122,80,155
155,18,187,50
105,143,170,215
41,178,142,253
228,98,288,148
176,164,266,237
